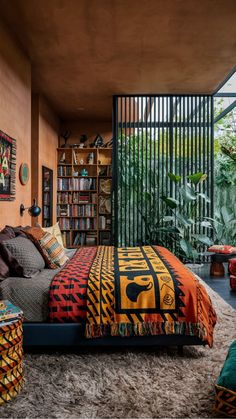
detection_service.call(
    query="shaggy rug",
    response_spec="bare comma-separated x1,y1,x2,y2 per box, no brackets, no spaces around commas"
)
0,280,235,419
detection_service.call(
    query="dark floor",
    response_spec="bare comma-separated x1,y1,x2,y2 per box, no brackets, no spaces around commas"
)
191,263,236,309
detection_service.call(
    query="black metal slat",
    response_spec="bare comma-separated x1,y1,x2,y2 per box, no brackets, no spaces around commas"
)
137,97,140,244
149,96,152,244
124,97,127,246
141,97,144,244
129,97,131,246
153,97,156,242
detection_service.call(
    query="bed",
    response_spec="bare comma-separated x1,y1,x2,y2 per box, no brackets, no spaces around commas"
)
0,244,217,351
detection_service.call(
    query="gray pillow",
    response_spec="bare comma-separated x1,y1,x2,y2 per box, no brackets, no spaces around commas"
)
2,236,45,277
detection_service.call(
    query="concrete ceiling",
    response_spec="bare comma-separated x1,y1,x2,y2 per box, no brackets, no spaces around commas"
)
0,0,236,121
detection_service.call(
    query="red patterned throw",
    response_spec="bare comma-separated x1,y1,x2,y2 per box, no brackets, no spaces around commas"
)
48,247,97,322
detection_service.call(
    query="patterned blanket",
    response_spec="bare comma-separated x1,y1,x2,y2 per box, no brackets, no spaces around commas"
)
48,245,217,346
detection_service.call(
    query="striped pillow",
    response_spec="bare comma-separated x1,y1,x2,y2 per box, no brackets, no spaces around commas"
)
38,232,69,268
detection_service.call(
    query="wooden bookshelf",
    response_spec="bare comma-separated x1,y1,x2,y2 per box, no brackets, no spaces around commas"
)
42,166,53,227
57,147,112,247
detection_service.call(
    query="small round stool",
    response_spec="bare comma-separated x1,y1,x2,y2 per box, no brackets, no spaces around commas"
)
0,317,24,404
210,253,236,277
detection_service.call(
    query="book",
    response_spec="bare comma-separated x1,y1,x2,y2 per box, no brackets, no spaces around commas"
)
0,300,23,322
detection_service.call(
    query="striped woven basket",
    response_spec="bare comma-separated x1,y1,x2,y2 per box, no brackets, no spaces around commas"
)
215,385,236,417
0,318,24,405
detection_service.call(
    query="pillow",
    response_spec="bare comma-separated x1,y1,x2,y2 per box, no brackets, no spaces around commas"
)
0,236,45,278
0,226,16,279
208,245,236,254
41,222,64,248
24,226,57,269
38,232,69,268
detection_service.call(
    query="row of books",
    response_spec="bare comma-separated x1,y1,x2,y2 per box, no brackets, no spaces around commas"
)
73,232,97,246
58,165,72,176
59,217,98,231
57,204,97,217
99,216,112,230
0,300,23,324
57,178,96,191
43,191,51,205
57,192,97,204
70,218,97,230
43,206,51,219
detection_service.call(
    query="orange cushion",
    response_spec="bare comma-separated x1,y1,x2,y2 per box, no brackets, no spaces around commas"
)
208,245,236,254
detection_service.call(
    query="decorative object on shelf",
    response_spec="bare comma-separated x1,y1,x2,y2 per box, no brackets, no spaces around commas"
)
100,179,112,194
0,130,16,201
19,162,29,185
93,134,104,148
60,129,71,148
87,152,94,164
59,152,66,163
79,168,88,177
20,198,41,217
99,196,111,214
104,138,113,148
79,134,87,148
73,171,79,177
79,158,84,164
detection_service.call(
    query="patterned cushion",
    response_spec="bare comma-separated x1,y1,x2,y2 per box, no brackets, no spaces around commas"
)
38,232,68,268
208,245,236,254
24,226,56,269
1,236,45,277
41,222,64,248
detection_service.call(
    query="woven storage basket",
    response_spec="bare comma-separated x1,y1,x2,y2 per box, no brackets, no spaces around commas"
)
215,340,236,417
0,318,23,405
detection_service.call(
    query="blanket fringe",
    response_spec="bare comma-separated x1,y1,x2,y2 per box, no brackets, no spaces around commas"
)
85,321,207,341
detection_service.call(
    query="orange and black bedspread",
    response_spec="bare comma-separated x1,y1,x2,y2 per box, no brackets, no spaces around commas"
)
48,245,217,347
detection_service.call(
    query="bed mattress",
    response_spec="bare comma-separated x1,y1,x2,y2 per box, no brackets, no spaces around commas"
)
0,249,76,322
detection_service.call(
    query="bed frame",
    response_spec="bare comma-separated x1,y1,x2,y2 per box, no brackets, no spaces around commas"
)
23,323,204,354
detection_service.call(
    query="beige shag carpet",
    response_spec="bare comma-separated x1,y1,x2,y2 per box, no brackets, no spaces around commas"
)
1,279,235,419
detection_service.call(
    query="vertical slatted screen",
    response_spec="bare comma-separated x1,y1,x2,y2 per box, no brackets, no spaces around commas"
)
112,95,214,251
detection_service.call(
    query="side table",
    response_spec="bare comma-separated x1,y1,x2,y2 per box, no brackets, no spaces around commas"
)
210,253,236,277
0,314,24,404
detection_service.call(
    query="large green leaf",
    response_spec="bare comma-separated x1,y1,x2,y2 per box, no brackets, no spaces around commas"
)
176,212,194,227
198,193,210,203
179,185,197,202
187,172,207,184
161,196,179,209
221,206,234,224
167,172,181,183
192,234,213,246
199,220,213,228
163,216,175,222
179,239,194,257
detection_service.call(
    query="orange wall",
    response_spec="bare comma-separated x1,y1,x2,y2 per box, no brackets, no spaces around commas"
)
0,19,31,228
60,121,112,147
32,95,59,226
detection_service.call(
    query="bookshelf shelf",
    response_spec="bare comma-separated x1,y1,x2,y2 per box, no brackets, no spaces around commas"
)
57,147,112,247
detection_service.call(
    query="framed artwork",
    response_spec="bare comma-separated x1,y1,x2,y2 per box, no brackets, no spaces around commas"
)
19,163,29,185
0,130,16,201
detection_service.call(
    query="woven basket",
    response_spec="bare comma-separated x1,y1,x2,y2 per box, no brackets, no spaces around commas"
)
215,385,236,417
0,318,23,405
